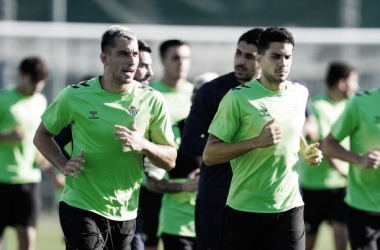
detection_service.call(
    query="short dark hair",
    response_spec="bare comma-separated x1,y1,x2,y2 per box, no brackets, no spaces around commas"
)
101,25,136,53
19,56,49,83
138,40,152,53
238,28,264,47
258,27,295,55
159,39,188,58
326,61,356,88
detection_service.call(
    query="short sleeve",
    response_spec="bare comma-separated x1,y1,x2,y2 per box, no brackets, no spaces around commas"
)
149,94,175,145
208,91,240,143
330,97,358,142
41,88,72,135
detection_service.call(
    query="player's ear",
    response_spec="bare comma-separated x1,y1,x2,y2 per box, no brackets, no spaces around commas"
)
100,52,108,66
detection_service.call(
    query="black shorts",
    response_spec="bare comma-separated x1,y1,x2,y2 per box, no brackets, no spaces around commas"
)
161,232,196,250
195,199,225,250
301,187,347,234
221,205,305,250
139,186,162,246
0,183,41,234
59,201,135,250
346,206,380,250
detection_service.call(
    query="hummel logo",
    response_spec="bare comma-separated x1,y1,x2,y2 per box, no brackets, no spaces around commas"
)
88,111,99,119
259,108,270,117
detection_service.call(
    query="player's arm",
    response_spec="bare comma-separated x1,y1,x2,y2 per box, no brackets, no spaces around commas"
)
34,122,84,179
299,134,323,166
203,119,282,166
303,114,319,142
114,121,176,171
0,126,24,143
34,122,68,171
323,133,380,169
142,143,176,171
36,152,65,189
146,168,199,194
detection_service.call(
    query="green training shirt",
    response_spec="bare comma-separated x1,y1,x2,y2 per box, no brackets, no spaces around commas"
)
150,80,193,125
300,94,349,189
331,88,380,213
0,86,46,184
208,79,308,213
41,77,174,221
151,80,196,237
150,80,193,149
157,176,197,238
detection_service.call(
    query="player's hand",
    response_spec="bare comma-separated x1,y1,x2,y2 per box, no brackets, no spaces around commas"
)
303,142,323,166
144,157,166,181
62,150,85,179
2,126,24,143
114,120,146,152
182,168,200,192
255,119,282,148
359,148,380,169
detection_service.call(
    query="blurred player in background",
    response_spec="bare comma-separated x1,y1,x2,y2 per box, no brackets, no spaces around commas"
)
300,61,359,250
0,56,63,250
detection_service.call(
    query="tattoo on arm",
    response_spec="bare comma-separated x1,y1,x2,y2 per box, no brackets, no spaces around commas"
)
146,178,183,194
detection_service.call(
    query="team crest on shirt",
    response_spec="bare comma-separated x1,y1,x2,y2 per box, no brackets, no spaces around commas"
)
259,108,270,117
128,105,139,117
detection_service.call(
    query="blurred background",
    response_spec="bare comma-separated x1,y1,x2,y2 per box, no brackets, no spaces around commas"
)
0,0,379,249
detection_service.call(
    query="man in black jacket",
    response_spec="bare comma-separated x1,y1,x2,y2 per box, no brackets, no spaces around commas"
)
181,28,264,250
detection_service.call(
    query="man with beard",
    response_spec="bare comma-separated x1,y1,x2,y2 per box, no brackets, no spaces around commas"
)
34,26,176,250
203,27,323,250
181,28,263,250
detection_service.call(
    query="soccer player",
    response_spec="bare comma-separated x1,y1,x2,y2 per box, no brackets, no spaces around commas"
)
300,61,359,250
0,56,63,250
323,86,380,250
149,39,197,250
33,25,176,249
134,39,154,85
203,27,323,250
181,27,263,250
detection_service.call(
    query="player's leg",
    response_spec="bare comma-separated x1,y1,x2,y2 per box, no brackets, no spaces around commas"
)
0,183,13,243
195,199,225,250
332,222,348,250
131,207,144,250
139,186,162,250
15,183,41,250
301,188,326,250
271,206,305,250
16,226,36,250
330,188,348,250
108,219,136,250
220,205,274,250
59,201,108,250
160,233,195,250
346,206,380,250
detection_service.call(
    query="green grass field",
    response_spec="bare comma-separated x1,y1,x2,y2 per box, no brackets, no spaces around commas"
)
1,214,349,250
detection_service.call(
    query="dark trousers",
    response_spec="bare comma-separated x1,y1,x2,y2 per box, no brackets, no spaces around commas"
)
59,201,135,250
221,205,305,250
347,206,380,250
